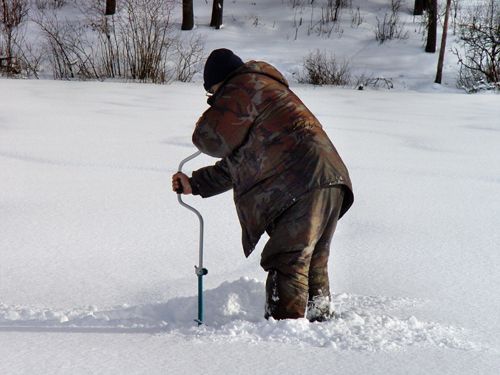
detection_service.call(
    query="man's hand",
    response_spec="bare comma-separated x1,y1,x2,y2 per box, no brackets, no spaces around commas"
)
172,172,192,195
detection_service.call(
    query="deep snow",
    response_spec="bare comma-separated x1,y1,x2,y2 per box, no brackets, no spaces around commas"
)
1,78,499,374
1,0,500,373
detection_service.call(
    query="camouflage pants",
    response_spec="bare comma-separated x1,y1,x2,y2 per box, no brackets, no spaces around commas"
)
260,187,344,320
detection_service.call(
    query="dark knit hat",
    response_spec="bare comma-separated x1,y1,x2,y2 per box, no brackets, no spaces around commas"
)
203,49,244,91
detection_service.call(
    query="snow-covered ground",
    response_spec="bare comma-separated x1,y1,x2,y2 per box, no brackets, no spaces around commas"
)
1,79,499,374
188,0,455,90
18,0,470,90
1,0,500,374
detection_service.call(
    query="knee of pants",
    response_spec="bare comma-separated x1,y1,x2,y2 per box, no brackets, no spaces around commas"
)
261,250,313,279
265,269,308,320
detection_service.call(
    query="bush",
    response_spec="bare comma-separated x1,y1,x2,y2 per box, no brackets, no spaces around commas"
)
35,13,97,80
355,75,394,90
299,49,351,86
174,34,204,82
453,0,500,92
0,0,29,76
374,0,408,43
33,0,205,83
34,0,66,10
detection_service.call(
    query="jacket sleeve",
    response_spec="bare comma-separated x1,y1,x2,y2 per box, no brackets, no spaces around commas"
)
192,83,258,158
190,158,233,198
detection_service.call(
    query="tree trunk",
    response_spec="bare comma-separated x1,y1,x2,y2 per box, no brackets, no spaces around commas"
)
105,0,116,16
1,0,12,60
181,0,194,30
334,0,341,22
7,28,12,59
2,0,7,25
425,0,437,53
435,0,452,83
210,0,224,29
414,0,424,15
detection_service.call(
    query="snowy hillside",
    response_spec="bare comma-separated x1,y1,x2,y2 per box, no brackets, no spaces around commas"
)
1,0,500,374
189,0,455,90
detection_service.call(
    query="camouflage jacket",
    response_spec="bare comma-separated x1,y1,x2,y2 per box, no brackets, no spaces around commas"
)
190,61,353,257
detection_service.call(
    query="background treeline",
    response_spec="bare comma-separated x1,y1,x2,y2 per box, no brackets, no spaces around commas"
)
0,0,498,92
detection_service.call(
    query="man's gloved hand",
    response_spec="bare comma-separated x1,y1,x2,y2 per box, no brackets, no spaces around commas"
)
172,172,192,195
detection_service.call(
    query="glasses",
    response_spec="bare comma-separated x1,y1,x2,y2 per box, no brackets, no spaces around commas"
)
206,83,220,96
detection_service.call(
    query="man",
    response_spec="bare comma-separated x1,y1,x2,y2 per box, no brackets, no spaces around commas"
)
172,49,353,322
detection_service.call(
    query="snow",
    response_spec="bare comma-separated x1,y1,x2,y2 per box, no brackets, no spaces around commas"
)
1,78,499,374
1,0,500,374
0,277,479,351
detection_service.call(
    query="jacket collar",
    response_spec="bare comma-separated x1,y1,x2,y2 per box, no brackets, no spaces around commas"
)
207,61,288,106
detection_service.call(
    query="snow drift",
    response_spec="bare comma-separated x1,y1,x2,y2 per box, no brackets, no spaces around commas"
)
0,277,480,351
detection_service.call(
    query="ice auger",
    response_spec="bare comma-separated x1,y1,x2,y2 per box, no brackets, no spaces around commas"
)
176,151,208,326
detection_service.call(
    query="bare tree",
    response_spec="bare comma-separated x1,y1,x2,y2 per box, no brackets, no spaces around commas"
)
453,0,500,91
105,0,116,15
76,1,122,78
323,0,345,22
210,0,223,29
435,0,452,83
0,0,28,73
14,36,43,78
425,0,437,52
414,0,425,16
182,0,194,30
34,11,102,80
118,0,176,82
175,33,204,81
451,0,461,34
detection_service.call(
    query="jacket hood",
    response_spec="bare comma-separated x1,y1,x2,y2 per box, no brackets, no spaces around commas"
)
206,61,289,106
226,60,289,88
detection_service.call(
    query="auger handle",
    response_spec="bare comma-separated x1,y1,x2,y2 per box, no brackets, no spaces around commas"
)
176,150,207,325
